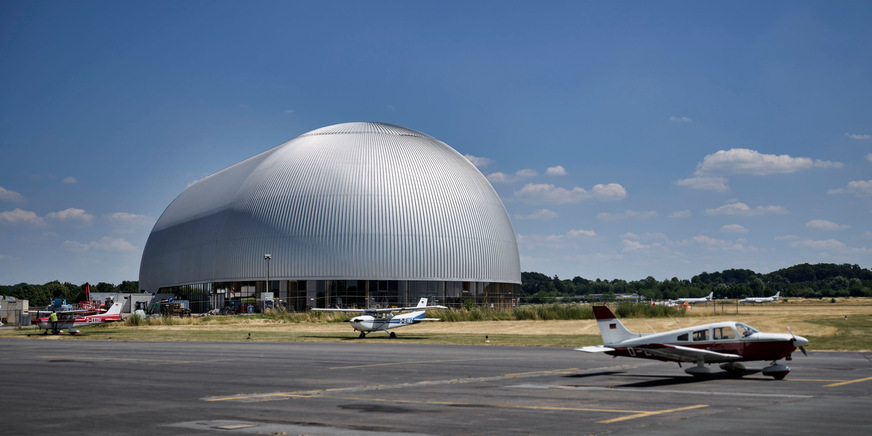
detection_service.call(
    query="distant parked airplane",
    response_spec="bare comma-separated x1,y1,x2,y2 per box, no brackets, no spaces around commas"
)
312,298,446,338
740,292,780,304
669,292,714,305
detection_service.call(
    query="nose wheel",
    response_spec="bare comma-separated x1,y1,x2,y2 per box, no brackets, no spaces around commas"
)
762,363,790,380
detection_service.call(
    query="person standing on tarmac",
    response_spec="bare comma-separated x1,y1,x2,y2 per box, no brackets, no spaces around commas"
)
50,311,58,333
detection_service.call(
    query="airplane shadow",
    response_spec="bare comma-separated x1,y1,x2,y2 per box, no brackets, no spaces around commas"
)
563,371,627,379
298,335,431,341
585,369,766,388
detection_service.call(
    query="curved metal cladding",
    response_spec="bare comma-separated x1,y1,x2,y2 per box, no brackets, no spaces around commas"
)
139,122,521,292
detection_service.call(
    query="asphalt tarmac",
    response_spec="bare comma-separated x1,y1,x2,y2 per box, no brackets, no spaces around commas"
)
2,338,870,435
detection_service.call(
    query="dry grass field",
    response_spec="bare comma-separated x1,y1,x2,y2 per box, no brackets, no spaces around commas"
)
3,298,871,350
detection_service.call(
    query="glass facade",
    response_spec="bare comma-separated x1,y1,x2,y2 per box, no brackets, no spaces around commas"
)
159,279,519,313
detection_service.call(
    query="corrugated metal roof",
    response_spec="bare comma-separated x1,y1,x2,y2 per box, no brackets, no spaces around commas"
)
139,122,520,291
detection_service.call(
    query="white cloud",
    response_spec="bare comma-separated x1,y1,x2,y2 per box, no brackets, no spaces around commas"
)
866,153,872,162
694,148,838,176
487,169,537,183
64,236,136,252
465,154,493,168
704,202,788,216
813,160,843,169
516,209,558,220
516,169,538,178
597,209,657,221
622,239,650,252
806,219,849,231
46,208,94,224
790,239,847,250
669,116,692,123
691,234,750,251
0,208,45,225
845,133,871,140
568,228,597,238
721,224,749,233
283,109,295,114
62,176,77,184
827,180,872,197
669,209,692,218
0,186,24,202
515,182,626,204
486,172,512,183
591,183,627,201
546,165,567,176
676,176,729,192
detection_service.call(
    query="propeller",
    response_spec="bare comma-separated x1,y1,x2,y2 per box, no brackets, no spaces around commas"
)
787,327,808,356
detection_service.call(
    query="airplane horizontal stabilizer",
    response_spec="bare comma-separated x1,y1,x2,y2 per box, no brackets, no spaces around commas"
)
575,345,615,353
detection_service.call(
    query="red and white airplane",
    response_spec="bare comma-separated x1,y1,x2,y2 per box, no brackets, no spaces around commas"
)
577,305,808,379
36,301,124,335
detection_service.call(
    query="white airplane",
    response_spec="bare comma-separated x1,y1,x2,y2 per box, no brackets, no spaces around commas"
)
577,305,808,379
669,292,713,305
739,292,780,304
312,298,447,338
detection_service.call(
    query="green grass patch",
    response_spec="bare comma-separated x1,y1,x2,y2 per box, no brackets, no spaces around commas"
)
805,316,872,351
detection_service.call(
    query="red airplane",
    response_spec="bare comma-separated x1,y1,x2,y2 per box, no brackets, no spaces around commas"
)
36,301,124,335
577,305,808,379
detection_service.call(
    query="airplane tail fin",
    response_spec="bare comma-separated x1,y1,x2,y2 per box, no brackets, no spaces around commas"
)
105,302,124,316
416,298,428,308
707,292,714,300
592,305,639,345
773,292,780,300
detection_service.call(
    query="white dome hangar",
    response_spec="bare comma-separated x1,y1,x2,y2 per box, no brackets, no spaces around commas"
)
139,122,520,312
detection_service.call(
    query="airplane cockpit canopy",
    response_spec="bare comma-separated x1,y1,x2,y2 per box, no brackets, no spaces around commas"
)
735,322,760,337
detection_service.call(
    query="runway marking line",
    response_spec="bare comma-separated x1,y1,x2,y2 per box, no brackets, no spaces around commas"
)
328,357,517,370
39,355,233,365
790,377,872,387
824,376,872,387
205,367,586,402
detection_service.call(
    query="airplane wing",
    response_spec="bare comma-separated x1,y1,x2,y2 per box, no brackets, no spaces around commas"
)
575,345,616,353
635,343,742,363
311,306,447,313
310,308,368,313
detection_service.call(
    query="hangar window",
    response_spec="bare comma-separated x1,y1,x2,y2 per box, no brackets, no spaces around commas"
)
677,333,689,341
692,329,708,341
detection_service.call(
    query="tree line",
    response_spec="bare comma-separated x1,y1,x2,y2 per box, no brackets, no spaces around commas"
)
1,281,139,307
2,263,870,308
521,263,872,303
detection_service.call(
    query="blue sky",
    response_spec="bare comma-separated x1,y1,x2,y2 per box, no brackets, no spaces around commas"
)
1,1,870,285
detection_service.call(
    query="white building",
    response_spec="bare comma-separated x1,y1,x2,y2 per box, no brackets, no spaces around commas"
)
139,122,520,312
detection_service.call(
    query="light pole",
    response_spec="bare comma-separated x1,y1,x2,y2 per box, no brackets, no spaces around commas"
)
264,254,271,291
263,254,271,312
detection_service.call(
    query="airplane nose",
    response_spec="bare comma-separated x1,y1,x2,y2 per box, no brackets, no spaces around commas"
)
793,335,809,347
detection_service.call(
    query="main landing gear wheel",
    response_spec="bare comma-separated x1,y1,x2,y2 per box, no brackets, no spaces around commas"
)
389,332,397,338
358,332,366,339
720,362,747,378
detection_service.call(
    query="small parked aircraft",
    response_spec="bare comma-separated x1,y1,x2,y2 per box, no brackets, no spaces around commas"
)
35,301,124,335
669,292,714,305
577,305,808,379
740,292,780,304
312,298,447,338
